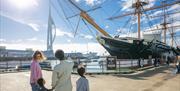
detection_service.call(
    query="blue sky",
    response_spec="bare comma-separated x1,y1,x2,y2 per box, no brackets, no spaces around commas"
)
0,0,180,55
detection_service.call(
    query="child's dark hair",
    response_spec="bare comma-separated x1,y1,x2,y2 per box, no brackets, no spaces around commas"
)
77,67,85,78
37,78,44,87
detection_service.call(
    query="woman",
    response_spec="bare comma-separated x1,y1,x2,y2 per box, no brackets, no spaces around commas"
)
30,50,46,91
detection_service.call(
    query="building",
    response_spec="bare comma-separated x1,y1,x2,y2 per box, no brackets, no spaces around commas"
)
65,52,84,59
0,49,33,57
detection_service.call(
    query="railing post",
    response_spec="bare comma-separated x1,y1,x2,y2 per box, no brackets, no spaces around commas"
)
131,59,133,68
20,60,22,68
119,60,120,74
6,61,8,70
102,61,104,73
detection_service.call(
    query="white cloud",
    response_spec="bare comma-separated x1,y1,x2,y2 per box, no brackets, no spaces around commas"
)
9,39,23,44
151,10,162,17
84,35,93,39
27,37,38,41
119,0,154,11
56,28,74,38
168,13,180,22
149,2,179,19
26,37,45,43
79,34,94,40
143,0,156,9
129,16,137,24
143,20,180,33
0,43,46,51
0,12,41,32
0,39,6,42
120,0,156,12
8,0,39,10
75,0,80,2
1,37,45,45
67,39,71,42
170,21,180,33
105,25,109,29
116,28,128,34
168,4,180,11
75,0,103,6
121,0,133,11
28,23,40,31
85,0,102,6
144,23,163,31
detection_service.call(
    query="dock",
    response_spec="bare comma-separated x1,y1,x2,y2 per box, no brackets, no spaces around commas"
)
0,65,179,91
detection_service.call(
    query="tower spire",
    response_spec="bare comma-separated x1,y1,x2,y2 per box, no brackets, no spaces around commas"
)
47,0,56,57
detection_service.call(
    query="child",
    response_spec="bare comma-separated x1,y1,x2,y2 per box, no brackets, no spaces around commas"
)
37,78,52,91
176,60,180,74
76,67,89,91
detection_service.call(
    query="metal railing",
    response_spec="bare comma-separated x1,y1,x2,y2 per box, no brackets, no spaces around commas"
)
73,59,159,74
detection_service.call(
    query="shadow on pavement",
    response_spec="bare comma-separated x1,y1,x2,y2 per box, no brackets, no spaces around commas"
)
113,66,171,80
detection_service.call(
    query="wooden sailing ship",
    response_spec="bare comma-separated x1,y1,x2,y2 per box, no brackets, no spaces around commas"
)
59,0,180,59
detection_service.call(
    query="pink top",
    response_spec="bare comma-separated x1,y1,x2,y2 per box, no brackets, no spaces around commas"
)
30,60,42,84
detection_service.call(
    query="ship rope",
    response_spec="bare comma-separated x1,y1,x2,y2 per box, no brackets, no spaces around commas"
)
141,5,160,41
56,0,75,34
174,35,180,46
64,0,76,16
170,33,179,47
127,18,134,36
50,0,75,33
117,16,133,36
110,0,133,19
100,7,121,36
74,16,81,37
92,0,122,37
55,0,104,39
167,20,179,47
106,0,135,37
81,18,97,40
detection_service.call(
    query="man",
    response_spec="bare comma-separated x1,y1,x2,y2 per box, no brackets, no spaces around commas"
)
52,49,74,91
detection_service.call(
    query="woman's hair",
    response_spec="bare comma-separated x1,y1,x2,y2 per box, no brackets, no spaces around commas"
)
32,50,46,61
77,67,85,78
55,49,64,60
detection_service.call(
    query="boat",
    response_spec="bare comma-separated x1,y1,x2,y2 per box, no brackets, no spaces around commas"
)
65,0,180,59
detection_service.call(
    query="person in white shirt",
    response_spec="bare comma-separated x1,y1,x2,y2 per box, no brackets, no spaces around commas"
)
51,49,74,91
76,67,89,91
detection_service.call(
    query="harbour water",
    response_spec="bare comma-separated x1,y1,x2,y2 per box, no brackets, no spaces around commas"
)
47,60,105,73
0,58,153,73
48,58,152,73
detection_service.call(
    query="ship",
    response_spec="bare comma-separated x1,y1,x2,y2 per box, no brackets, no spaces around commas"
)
66,0,180,59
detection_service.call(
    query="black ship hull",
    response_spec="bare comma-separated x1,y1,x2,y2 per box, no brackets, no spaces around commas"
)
97,36,173,59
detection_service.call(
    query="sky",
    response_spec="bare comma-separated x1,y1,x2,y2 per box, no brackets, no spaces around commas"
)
0,0,180,55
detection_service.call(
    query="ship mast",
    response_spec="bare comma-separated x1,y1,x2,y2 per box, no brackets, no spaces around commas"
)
171,29,174,46
170,19,175,47
161,0,169,44
146,1,180,45
136,0,144,39
68,0,111,37
108,0,180,40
